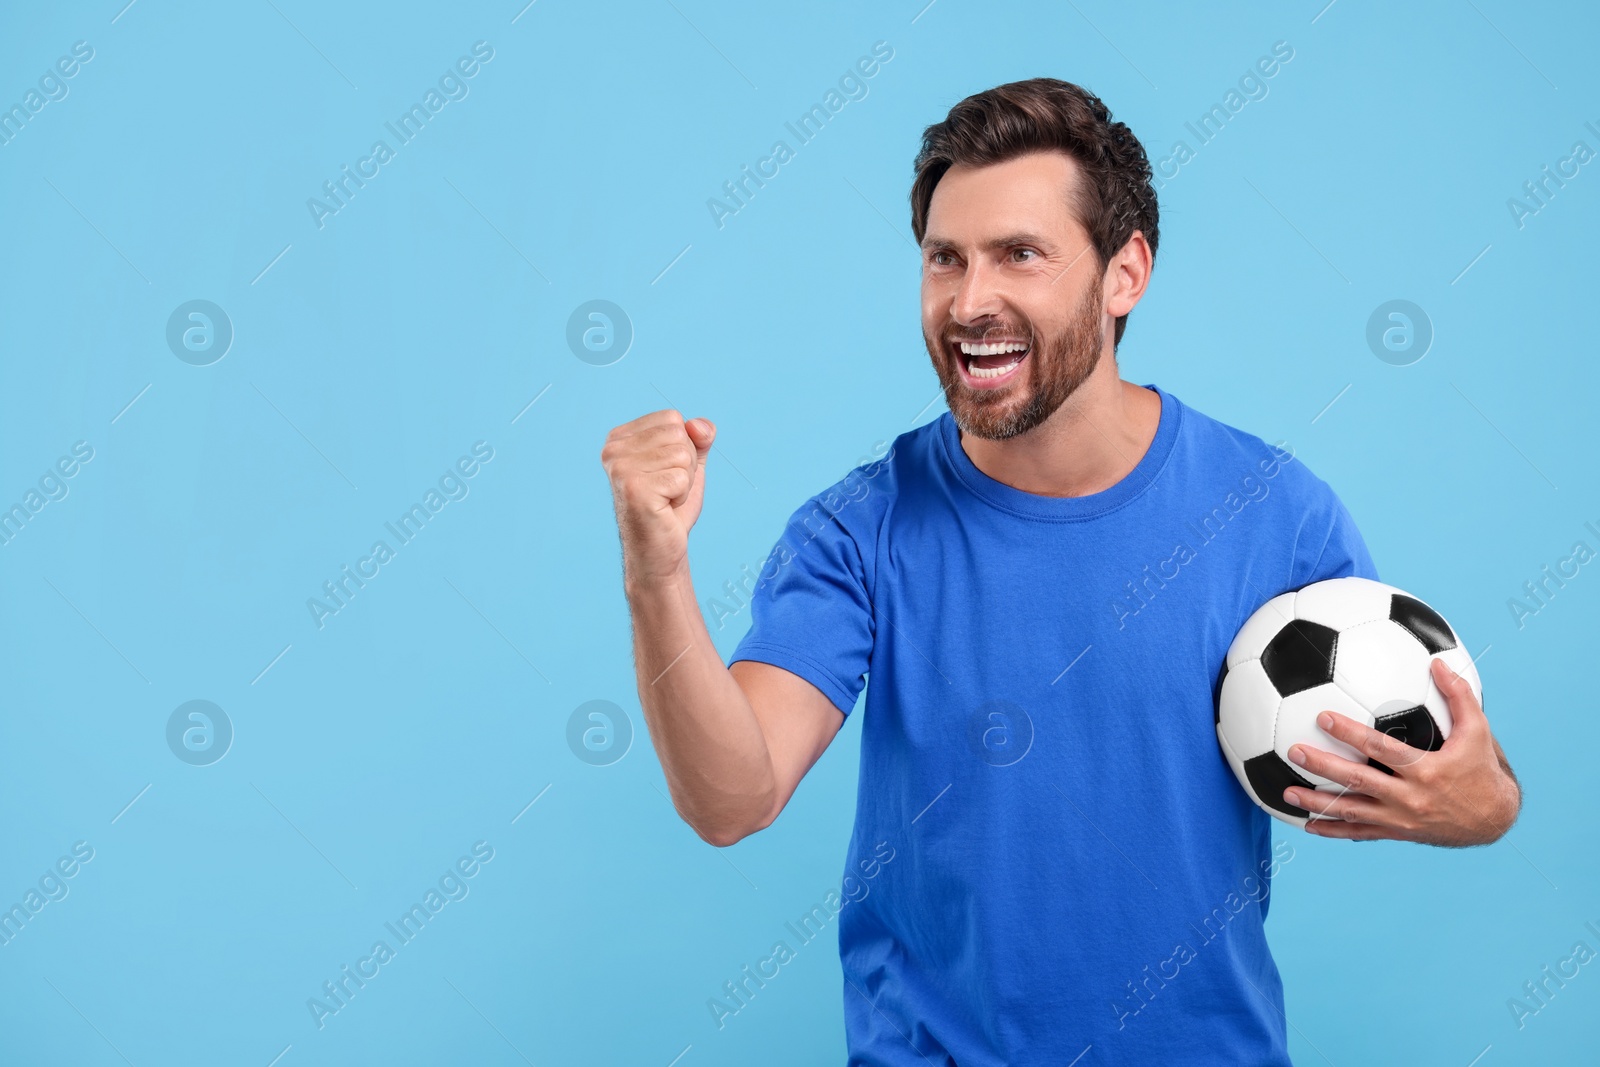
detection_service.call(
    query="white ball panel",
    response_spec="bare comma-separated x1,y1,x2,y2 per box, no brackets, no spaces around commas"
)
1329,619,1433,715
1226,590,1298,669
1275,682,1372,789
1294,576,1398,631
1217,658,1282,758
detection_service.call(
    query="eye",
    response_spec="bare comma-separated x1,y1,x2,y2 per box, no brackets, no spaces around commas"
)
1010,247,1038,262
930,251,955,266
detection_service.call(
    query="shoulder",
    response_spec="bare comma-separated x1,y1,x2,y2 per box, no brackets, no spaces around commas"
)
1165,387,1376,580
1165,387,1343,509
763,418,942,595
785,416,937,528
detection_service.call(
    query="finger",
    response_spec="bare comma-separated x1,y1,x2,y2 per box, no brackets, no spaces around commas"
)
1316,710,1429,775
630,420,696,451
611,408,688,443
1286,742,1403,803
627,438,698,476
1431,657,1487,737
1283,784,1388,826
601,412,689,473
1303,819,1395,841
647,466,693,509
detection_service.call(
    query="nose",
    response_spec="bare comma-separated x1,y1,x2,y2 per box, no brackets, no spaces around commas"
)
950,258,1003,326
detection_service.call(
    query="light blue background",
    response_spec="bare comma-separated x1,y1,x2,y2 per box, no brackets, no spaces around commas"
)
1,1,1595,1063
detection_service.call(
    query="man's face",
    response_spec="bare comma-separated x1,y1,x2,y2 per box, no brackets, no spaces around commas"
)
920,151,1107,441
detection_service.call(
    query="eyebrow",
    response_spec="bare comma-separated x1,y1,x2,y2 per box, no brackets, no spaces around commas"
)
919,231,1055,254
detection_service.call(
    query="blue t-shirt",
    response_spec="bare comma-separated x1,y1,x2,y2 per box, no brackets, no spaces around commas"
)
728,382,1379,1066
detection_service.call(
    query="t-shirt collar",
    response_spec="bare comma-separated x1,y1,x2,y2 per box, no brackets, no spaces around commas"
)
935,382,1180,522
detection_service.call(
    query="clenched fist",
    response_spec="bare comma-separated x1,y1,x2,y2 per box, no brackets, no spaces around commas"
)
600,409,717,588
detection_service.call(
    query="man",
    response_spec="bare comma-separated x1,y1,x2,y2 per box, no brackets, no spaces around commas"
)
601,79,1521,1065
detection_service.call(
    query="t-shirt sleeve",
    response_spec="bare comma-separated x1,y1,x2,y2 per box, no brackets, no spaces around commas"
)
1289,487,1380,587
726,495,875,717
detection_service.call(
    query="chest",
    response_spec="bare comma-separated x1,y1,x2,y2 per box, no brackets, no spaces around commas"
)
863,509,1272,753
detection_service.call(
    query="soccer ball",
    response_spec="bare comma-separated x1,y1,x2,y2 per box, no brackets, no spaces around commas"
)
1215,577,1482,828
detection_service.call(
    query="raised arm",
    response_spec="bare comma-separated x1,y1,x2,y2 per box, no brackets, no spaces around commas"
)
601,410,844,846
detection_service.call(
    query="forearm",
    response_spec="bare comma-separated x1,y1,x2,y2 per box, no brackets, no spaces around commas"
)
1491,736,1522,829
625,570,777,844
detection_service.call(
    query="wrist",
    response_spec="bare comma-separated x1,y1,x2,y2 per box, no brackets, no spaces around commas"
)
624,562,692,601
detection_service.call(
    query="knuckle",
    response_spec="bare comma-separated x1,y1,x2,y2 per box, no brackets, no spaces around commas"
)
618,480,655,509
1407,755,1436,786
645,423,689,449
1367,732,1397,760
607,442,646,472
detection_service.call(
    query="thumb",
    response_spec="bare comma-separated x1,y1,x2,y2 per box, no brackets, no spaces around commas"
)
1431,656,1487,735
685,417,716,456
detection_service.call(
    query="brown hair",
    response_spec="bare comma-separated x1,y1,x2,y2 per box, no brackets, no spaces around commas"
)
910,78,1159,347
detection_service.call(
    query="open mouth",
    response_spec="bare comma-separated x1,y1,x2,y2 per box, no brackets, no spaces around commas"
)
953,340,1029,386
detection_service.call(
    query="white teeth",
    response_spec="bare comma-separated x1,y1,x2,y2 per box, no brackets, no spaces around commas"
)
958,341,1029,356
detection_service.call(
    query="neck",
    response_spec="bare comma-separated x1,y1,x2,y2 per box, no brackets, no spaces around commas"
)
957,359,1162,498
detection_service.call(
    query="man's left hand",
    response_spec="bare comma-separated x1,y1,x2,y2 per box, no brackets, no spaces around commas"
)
1281,658,1521,845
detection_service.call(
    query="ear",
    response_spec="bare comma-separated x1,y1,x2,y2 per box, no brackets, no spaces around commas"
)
1105,230,1154,320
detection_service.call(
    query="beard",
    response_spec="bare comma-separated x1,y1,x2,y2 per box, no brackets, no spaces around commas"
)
924,274,1106,441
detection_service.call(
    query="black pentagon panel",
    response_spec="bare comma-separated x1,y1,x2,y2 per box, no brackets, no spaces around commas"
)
1244,752,1316,819
1259,620,1338,698
1367,705,1446,776
1213,662,1228,725
1389,594,1457,654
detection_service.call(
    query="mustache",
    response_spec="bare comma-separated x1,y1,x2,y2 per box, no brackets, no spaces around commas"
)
941,321,1036,344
